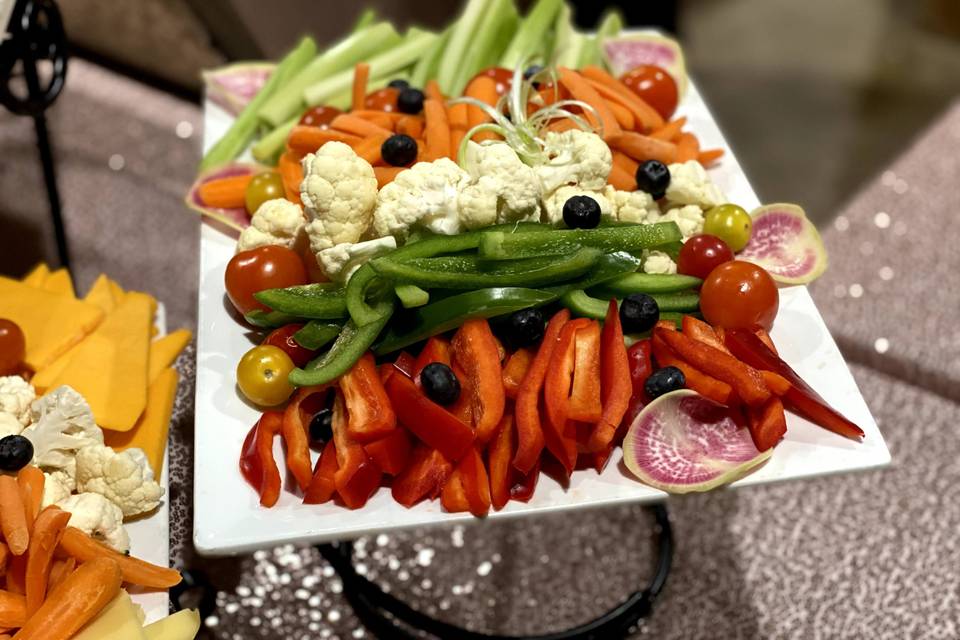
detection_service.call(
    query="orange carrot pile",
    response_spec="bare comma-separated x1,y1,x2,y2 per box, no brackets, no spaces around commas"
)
196,173,252,209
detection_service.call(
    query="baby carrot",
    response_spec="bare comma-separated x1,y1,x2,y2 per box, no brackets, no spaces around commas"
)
196,174,252,209
352,132,391,165
447,103,468,130
609,131,678,165
4,555,24,595
350,111,395,130
613,151,639,178
45,557,74,598
330,113,392,138
423,99,451,161
0,476,28,556
0,543,8,578
608,163,636,191
351,63,370,113
580,65,665,131
557,67,622,141
698,148,725,166
396,115,425,138
58,527,182,589
424,79,445,103
287,126,360,154
17,466,44,531
650,117,687,142
277,150,304,205
606,99,635,131
0,590,26,630
374,166,405,188
25,507,71,616
676,132,701,162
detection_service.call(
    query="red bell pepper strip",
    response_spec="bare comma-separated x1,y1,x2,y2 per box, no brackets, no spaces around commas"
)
363,428,413,475
394,351,417,378
441,448,490,516
501,348,534,399
543,318,591,475
513,309,569,474
752,326,778,354
623,338,654,424
303,440,338,504
487,413,514,510
452,319,506,446
656,327,771,406
724,328,865,440
651,334,736,405
587,301,632,452
385,372,474,461
413,336,452,379
340,352,397,443
509,459,540,502
760,370,791,396
448,361,474,426
568,320,603,423
239,411,284,507
655,319,677,332
392,443,453,507
282,386,329,492
747,396,788,451
440,468,470,513
681,315,730,354
331,394,383,509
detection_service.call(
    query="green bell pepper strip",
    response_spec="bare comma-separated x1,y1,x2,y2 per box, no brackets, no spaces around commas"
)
560,290,699,318
477,222,682,261
345,263,394,326
293,321,342,350
540,251,643,298
253,283,347,319
374,287,555,355
244,309,301,328
589,273,702,297
394,284,430,308
370,247,601,289
651,291,701,312
288,304,394,387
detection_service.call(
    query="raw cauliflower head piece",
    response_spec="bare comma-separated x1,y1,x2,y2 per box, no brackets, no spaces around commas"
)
23,385,103,471
0,411,23,438
0,375,36,426
317,236,398,283
301,141,378,253
75,444,163,518
535,129,612,196
237,198,306,252
41,470,73,508
373,158,471,239
665,160,725,210
458,142,542,229
642,250,678,275
56,492,130,553
542,186,614,227
656,204,705,240
603,186,661,224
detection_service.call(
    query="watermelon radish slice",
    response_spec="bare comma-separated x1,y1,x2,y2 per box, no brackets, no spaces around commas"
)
738,203,828,285
601,33,687,96
623,389,771,493
203,62,274,116
184,163,269,232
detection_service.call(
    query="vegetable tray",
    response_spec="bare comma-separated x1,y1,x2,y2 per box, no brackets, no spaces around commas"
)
193,67,890,556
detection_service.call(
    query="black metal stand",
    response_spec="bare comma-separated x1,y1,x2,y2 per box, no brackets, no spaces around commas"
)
316,504,673,640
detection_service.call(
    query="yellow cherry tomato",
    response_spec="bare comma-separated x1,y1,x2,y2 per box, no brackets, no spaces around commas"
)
703,204,752,252
244,171,284,215
237,344,295,406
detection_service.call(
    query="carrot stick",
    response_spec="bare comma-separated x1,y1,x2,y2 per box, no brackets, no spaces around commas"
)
606,99,636,131
277,150,304,205
45,557,74,597
350,111,395,130
464,76,498,127
676,132,700,162
608,163,636,191
287,126,360,154
423,99,451,161
0,590,26,629
557,67,622,141
330,113,392,138
447,103,468,130
424,79,445,103
17,467,44,530
352,132,391,165
24,507,71,616
374,166,405,188
698,148,725,166
608,132,678,165
0,476,28,556
0,544,7,579
351,63,370,113
196,174,252,209
4,556,24,595
57,527,182,589
580,66,665,131
650,117,687,141
12,557,121,640
396,116,425,139
613,151,639,177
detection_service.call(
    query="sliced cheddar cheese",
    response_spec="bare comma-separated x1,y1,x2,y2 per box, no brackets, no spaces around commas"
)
108,278,126,305
22,263,50,287
105,367,178,476
43,267,76,298
31,347,75,392
84,273,117,314
0,276,104,370
48,291,152,431
148,329,192,385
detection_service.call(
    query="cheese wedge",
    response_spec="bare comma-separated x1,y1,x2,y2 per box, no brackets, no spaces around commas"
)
108,278,126,305
143,609,201,640
0,276,104,370
73,590,146,640
84,273,117,314
49,291,151,431
105,367,178,476
148,329,191,385
43,267,76,298
31,348,74,392
22,263,50,287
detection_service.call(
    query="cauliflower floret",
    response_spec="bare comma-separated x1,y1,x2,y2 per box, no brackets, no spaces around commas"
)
237,198,305,252
0,375,35,426
534,130,612,196
643,250,678,275
22,386,103,472
603,186,661,224
542,186,614,226
41,470,72,508
76,445,162,518
0,411,23,438
656,205,705,240
56,493,130,553
664,161,725,209
458,142,542,229
373,158,471,239
317,237,398,282
301,142,378,252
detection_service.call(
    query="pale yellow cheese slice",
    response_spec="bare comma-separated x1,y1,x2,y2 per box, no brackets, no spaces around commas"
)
21,263,50,287
73,590,147,640
48,291,151,431
0,276,104,370
84,273,117,314
148,329,191,385
105,367,178,476
43,267,76,298
143,609,201,640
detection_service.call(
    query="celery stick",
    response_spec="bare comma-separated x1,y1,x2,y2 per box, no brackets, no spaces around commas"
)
587,9,623,67
251,115,297,165
303,29,437,106
436,0,491,95
409,26,451,89
500,0,563,69
257,22,401,128
550,2,574,64
578,34,601,68
556,29,586,68
200,36,316,171
351,7,377,32
483,4,520,70
450,0,517,95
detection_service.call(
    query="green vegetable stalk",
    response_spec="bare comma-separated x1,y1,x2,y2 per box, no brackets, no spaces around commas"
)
500,0,564,69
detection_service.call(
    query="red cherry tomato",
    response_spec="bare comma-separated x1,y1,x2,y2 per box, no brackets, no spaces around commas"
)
700,261,779,330
225,246,309,316
0,319,26,376
620,64,679,120
365,88,400,112
262,323,315,367
471,67,514,96
298,105,342,127
677,234,735,279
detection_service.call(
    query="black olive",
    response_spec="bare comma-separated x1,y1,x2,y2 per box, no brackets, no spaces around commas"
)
0,435,33,472
562,195,601,229
619,293,660,333
381,134,418,167
507,308,545,348
397,87,425,114
387,78,410,90
420,363,461,405
309,408,333,444
635,160,670,199
644,366,686,400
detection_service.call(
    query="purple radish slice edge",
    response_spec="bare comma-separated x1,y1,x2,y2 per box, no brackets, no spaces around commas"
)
185,163,270,233
203,62,275,116
738,203,828,285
